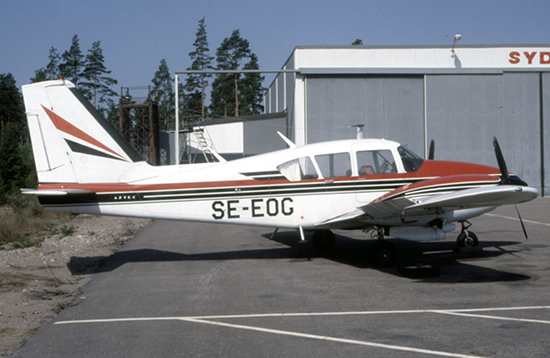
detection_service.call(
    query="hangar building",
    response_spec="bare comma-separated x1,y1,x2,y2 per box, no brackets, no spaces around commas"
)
255,45,550,196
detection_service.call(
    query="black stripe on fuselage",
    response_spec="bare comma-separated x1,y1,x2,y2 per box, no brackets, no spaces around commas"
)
38,178,497,207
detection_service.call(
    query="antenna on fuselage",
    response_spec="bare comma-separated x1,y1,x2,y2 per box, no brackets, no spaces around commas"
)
349,124,365,139
277,131,296,148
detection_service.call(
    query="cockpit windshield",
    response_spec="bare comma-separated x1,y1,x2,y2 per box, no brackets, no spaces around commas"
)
398,145,424,172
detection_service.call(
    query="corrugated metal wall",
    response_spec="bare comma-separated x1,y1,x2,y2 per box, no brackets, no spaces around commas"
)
304,75,425,155
425,73,542,192
301,72,548,194
243,117,288,156
543,73,550,195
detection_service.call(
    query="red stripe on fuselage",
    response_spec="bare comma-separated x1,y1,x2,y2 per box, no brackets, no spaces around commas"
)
35,160,502,194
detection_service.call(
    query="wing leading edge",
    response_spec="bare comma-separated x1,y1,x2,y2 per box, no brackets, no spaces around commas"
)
314,175,538,228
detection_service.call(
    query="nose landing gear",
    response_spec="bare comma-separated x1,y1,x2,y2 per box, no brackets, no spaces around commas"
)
456,221,479,249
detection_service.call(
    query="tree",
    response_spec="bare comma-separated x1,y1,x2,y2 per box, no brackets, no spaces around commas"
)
0,74,35,200
80,41,118,112
0,73,25,133
352,39,364,45
31,47,61,83
240,53,265,115
184,17,214,121
59,35,85,85
210,30,251,117
152,59,174,126
0,123,36,198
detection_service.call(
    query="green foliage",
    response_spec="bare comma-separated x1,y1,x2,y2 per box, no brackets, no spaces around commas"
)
241,53,265,115
152,59,175,126
59,35,85,85
0,123,36,199
184,17,214,122
352,39,364,45
59,224,75,237
4,194,42,215
210,29,263,118
80,41,118,114
0,75,35,202
0,73,25,127
31,47,61,83
0,196,69,249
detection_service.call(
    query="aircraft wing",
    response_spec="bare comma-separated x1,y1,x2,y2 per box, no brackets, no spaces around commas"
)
316,175,538,228
360,175,539,220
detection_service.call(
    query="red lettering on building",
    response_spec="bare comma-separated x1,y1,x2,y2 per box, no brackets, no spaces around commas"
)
524,51,537,64
509,51,521,64
509,51,550,65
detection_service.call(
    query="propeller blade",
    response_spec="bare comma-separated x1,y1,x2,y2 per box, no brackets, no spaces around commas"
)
514,204,529,240
428,140,435,160
493,137,509,182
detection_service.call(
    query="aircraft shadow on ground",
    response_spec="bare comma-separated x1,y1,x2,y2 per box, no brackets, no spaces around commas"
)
67,230,530,283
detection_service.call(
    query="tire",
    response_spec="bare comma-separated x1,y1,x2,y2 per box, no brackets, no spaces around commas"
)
456,231,479,248
371,241,398,267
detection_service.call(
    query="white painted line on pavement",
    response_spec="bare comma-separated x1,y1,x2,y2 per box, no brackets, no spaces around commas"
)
485,213,550,227
181,317,485,358
54,306,550,358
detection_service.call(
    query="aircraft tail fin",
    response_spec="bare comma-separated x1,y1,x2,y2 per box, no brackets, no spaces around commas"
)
22,79,146,184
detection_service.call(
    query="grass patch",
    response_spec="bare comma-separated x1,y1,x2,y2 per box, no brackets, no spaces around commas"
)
0,196,71,250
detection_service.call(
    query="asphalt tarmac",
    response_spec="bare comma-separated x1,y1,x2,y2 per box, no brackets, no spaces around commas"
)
13,198,550,357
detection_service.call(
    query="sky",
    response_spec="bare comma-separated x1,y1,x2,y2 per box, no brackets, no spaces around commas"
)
2,0,550,91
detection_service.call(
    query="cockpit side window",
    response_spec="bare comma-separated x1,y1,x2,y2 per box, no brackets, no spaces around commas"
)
398,146,424,172
356,150,397,175
315,152,351,179
277,156,318,181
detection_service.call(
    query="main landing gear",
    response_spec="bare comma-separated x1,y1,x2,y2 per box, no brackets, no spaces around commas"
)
370,227,398,267
456,221,479,249
311,229,336,250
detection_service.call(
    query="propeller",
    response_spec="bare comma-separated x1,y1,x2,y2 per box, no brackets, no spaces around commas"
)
493,137,528,239
428,140,435,160
492,137,509,183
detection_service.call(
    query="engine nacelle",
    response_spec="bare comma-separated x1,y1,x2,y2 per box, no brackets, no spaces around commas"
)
389,226,447,242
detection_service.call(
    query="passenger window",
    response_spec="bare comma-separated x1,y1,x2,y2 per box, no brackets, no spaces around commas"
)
356,150,397,175
277,157,318,181
315,152,351,179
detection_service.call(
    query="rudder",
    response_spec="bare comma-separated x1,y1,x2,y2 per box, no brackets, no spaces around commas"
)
22,79,144,184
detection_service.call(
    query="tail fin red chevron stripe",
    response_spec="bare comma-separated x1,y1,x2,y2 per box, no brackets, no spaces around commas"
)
41,105,126,160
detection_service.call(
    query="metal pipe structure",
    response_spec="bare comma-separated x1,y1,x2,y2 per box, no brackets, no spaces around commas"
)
172,69,300,166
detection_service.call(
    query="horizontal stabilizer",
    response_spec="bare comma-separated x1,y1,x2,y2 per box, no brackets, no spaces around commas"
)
21,188,96,196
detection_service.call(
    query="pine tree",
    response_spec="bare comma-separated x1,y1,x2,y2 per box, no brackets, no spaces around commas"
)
59,35,85,85
0,74,34,199
0,73,25,133
241,53,265,115
152,59,174,126
184,17,214,121
210,30,251,117
31,47,61,83
80,41,118,112
46,47,61,79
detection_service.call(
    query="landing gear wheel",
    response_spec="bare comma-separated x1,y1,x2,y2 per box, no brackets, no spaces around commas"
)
311,230,336,250
456,231,479,248
371,241,398,267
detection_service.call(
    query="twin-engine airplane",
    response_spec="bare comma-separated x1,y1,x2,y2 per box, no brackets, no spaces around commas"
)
21,79,539,266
